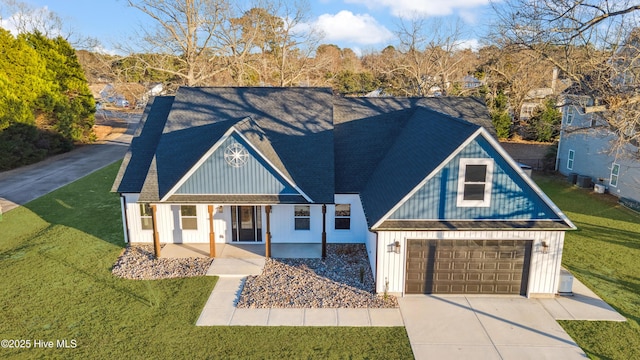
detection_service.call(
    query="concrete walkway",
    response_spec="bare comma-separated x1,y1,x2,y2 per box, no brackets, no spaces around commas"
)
197,258,625,359
196,277,404,327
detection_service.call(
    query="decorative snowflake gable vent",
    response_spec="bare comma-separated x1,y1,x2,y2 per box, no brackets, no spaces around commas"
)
224,142,249,168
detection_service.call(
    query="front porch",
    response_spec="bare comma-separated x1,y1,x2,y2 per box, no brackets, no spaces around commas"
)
160,243,322,259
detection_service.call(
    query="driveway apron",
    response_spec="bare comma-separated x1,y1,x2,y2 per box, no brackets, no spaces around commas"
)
399,295,587,360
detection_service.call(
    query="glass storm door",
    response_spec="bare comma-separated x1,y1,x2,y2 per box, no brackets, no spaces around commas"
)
231,206,262,242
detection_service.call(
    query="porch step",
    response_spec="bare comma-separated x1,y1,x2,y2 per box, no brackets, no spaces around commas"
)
207,258,265,277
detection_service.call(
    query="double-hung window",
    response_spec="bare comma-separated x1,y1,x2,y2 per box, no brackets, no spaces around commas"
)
140,204,153,230
294,205,310,230
181,205,198,230
567,150,575,170
565,106,574,125
610,163,620,187
457,158,493,207
334,204,351,230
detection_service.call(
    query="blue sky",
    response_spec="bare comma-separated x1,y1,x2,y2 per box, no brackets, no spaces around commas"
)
1,0,499,54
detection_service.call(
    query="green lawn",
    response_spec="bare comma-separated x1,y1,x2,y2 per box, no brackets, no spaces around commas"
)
2,163,639,359
0,162,412,359
535,175,640,360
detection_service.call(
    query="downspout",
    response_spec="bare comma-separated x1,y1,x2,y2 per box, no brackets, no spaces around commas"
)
321,204,327,259
374,231,379,293
119,195,130,244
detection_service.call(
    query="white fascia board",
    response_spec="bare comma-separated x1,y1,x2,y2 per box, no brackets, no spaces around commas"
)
161,126,313,203
371,128,577,230
371,128,483,229
478,128,577,230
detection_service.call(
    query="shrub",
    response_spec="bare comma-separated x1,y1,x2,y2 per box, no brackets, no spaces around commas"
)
0,123,73,171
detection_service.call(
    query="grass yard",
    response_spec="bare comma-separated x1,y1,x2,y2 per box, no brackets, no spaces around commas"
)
0,161,413,359
536,175,640,360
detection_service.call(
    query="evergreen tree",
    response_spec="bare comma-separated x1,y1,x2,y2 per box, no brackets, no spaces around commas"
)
489,91,512,139
529,98,562,142
0,30,95,170
23,32,95,142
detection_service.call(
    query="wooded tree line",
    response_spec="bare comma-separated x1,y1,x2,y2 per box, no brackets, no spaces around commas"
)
0,29,94,170
80,0,640,152
2,0,639,171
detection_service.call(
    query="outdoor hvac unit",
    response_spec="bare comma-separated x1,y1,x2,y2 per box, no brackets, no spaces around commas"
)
594,183,606,194
576,175,593,188
558,269,574,296
567,173,578,184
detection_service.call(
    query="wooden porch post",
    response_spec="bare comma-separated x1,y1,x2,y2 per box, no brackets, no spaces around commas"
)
151,204,161,258
208,205,216,258
322,204,327,259
265,205,272,258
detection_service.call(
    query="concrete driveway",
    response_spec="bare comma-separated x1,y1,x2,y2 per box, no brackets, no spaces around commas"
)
0,112,139,213
399,295,587,360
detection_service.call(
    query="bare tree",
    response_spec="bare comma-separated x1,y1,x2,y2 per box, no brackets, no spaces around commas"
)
126,0,321,88
385,17,467,96
0,0,98,49
492,0,640,149
257,0,323,87
126,0,231,87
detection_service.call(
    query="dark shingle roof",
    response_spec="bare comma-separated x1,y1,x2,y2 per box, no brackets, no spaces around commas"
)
115,90,494,225
112,96,173,193
358,107,481,227
138,87,335,203
332,96,491,225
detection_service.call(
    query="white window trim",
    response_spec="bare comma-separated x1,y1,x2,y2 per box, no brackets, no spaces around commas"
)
294,205,311,231
334,204,351,230
140,203,153,231
180,205,198,230
456,158,494,208
610,163,620,187
567,149,575,170
565,106,574,125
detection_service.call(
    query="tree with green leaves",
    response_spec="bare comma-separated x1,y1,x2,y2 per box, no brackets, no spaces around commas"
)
489,91,512,140
23,32,95,142
527,98,562,142
0,29,94,169
0,28,49,130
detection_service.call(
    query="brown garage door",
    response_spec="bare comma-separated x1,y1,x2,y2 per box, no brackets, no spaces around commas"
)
405,239,532,295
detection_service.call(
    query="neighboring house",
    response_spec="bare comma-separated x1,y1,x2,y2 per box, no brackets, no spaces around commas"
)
518,68,571,121
556,99,640,204
462,75,483,90
556,29,640,205
519,87,554,121
112,87,575,297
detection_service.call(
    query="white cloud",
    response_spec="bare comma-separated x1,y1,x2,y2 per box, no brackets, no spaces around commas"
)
455,38,480,51
93,45,120,56
0,6,63,36
314,10,393,46
346,0,491,18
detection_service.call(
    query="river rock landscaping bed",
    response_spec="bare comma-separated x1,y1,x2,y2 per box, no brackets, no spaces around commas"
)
111,245,214,280
237,244,398,308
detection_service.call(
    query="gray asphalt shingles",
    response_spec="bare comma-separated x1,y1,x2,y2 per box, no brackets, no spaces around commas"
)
112,96,173,193
115,89,494,221
136,87,335,203
359,108,480,227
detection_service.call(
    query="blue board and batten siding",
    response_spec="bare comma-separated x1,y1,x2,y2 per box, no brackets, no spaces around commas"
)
390,136,558,220
176,134,299,195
